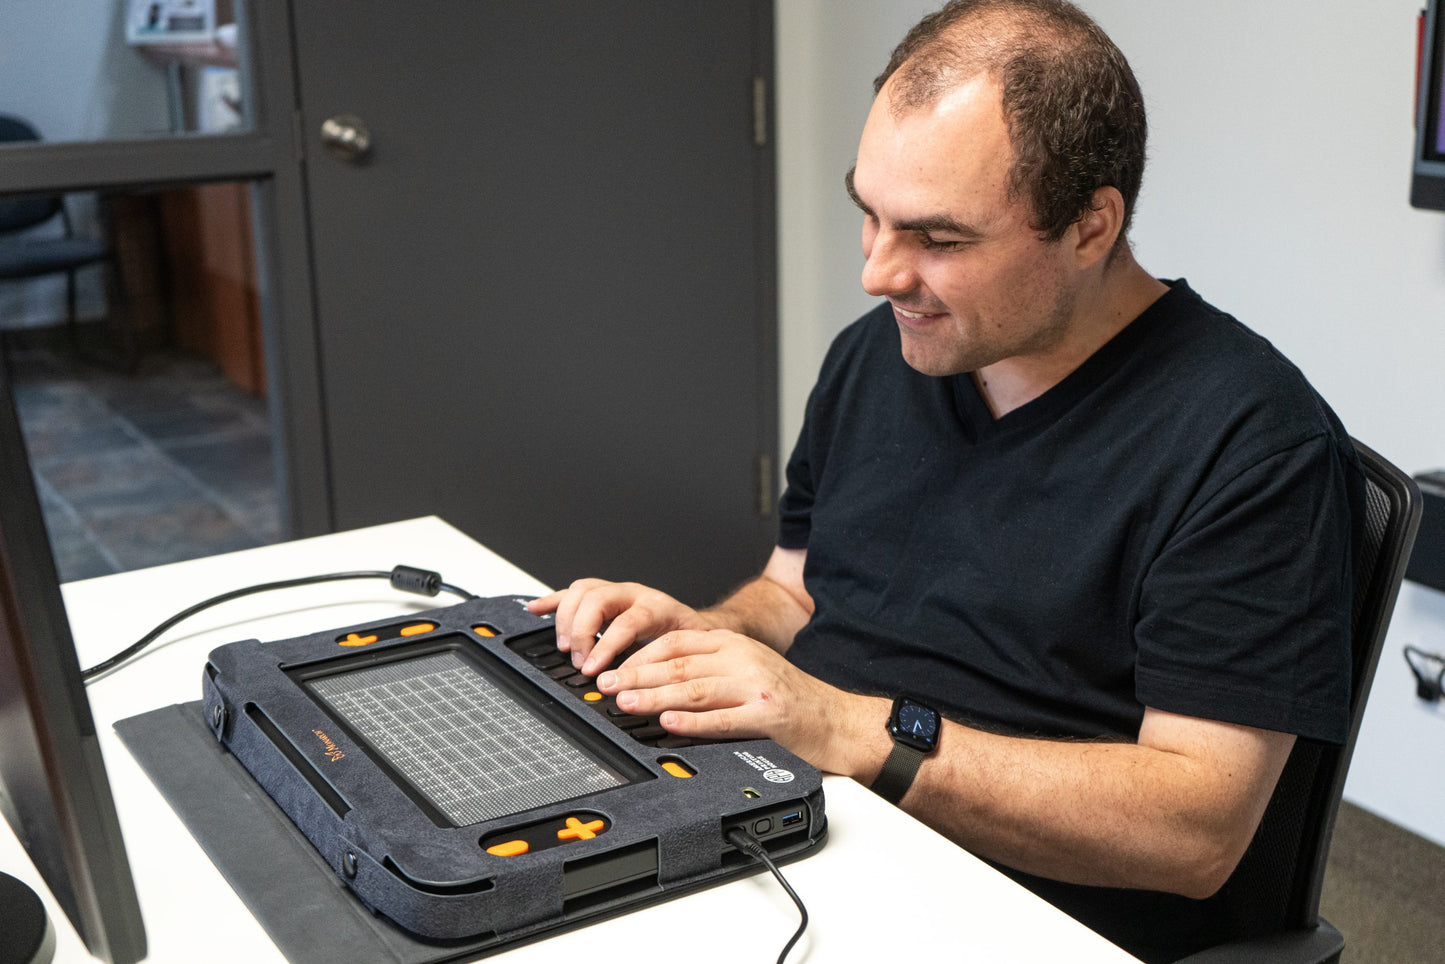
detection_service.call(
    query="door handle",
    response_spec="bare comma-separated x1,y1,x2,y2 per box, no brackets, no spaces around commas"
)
320,114,372,162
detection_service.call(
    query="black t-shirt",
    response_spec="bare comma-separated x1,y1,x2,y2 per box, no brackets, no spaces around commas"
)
777,281,1362,962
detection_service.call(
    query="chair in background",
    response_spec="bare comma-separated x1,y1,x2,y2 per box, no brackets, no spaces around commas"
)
0,114,135,369
1177,438,1423,963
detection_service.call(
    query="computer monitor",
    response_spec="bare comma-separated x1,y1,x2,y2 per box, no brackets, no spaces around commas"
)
0,358,147,964
1413,0,1445,210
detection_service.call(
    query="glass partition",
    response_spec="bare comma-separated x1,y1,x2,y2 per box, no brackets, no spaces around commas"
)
0,0,250,146
3,180,280,581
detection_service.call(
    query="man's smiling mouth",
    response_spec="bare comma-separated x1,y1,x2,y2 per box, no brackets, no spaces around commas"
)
893,304,945,320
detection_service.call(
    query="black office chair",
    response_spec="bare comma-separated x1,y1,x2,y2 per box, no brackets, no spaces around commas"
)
1176,438,1422,964
0,114,134,368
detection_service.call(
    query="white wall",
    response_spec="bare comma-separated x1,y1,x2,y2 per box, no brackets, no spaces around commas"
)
775,0,941,453
777,0,1445,845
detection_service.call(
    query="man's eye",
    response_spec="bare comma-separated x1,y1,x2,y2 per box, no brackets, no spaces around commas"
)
918,234,965,251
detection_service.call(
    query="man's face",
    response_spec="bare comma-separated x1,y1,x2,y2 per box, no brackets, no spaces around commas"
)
850,73,1082,378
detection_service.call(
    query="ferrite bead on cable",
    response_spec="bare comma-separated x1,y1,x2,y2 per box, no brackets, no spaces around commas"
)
390,565,443,596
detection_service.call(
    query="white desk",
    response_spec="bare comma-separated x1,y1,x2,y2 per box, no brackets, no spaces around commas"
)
1,517,1139,963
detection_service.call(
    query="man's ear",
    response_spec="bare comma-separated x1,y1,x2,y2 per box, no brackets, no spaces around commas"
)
1073,186,1125,269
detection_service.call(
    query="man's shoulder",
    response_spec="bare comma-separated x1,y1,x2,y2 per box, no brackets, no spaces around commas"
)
1132,281,1347,452
1145,280,1296,377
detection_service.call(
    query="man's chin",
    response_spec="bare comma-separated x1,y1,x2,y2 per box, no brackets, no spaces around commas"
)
898,336,974,378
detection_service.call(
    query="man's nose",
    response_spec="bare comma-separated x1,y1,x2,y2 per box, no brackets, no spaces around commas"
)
861,230,916,297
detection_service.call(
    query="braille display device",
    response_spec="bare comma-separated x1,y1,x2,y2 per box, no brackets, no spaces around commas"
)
201,596,827,950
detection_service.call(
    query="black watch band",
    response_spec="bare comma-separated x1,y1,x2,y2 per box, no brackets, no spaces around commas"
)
870,696,940,805
871,742,926,805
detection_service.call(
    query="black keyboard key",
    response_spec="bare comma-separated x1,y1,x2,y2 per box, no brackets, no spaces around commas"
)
521,640,557,659
531,650,568,670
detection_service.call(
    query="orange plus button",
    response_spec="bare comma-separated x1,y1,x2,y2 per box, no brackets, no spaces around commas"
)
338,633,378,647
557,817,606,842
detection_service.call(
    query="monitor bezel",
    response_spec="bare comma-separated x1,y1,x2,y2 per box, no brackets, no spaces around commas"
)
0,358,147,964
1413,0,1445,209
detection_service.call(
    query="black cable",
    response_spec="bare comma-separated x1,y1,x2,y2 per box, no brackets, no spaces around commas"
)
81,565,477,682
725,827,809,964
1404,645,1445,702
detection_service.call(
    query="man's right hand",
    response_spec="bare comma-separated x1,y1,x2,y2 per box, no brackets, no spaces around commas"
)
525,580,718,676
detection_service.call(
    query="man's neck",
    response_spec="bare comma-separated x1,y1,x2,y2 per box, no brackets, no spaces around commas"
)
972,256,1168,419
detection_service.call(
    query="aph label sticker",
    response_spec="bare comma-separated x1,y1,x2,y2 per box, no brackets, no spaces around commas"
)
733,750,795,783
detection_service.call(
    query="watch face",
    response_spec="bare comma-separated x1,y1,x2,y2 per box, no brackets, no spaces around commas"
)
892,700,939,751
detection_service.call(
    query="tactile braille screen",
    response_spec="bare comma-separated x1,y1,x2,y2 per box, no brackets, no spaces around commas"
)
306,649,628,825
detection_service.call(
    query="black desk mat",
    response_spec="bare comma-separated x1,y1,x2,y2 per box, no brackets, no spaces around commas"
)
115,702,493,964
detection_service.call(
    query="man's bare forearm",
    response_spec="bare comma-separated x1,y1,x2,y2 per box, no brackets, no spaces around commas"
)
700,547,812,653
815,690,1296,899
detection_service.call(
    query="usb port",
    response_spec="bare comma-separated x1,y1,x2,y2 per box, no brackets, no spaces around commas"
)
781,810,804,828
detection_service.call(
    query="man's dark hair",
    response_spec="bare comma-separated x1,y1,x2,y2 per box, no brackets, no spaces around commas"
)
876,0,1147,249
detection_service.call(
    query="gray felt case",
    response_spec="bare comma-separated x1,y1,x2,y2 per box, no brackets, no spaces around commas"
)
193,595,827,949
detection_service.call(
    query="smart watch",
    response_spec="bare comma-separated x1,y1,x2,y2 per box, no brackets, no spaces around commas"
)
870,696,940,805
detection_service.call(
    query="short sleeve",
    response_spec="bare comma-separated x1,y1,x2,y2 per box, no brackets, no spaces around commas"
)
777,397,817,550
1134,435,1357,744
776,312,873,550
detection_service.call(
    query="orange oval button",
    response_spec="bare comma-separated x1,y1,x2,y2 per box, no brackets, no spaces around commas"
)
661,760,694,779
485,839,529,857
473,624,498,638
400,622,436,637
583,691,603,702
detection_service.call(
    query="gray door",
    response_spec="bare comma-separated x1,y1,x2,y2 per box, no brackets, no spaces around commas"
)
290,2,777,603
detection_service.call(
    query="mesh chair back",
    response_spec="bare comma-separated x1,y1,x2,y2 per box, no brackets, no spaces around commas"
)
0,115,63,233
1212,439,1421,941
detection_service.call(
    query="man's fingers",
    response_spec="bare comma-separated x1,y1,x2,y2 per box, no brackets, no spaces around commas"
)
553,579,627,657
605,671,753,719
524,590,565,615
600,652,704,695
615,629,717,670
583,606,658,675
531,581,705,675
655,706,762,740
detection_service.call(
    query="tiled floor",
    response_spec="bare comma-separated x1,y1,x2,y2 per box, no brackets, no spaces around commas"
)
8,344,282,582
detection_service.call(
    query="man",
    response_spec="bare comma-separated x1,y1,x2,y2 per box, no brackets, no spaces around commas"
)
528,2,1362,960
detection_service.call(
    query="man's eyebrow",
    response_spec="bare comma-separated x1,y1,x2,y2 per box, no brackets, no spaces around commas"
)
844,165,871,215
844,165,984,239
900,213,984,238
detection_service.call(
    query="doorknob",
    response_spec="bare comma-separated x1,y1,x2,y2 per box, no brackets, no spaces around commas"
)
320,114,372,162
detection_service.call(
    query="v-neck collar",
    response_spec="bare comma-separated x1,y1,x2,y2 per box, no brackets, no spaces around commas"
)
948,279,1193,444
